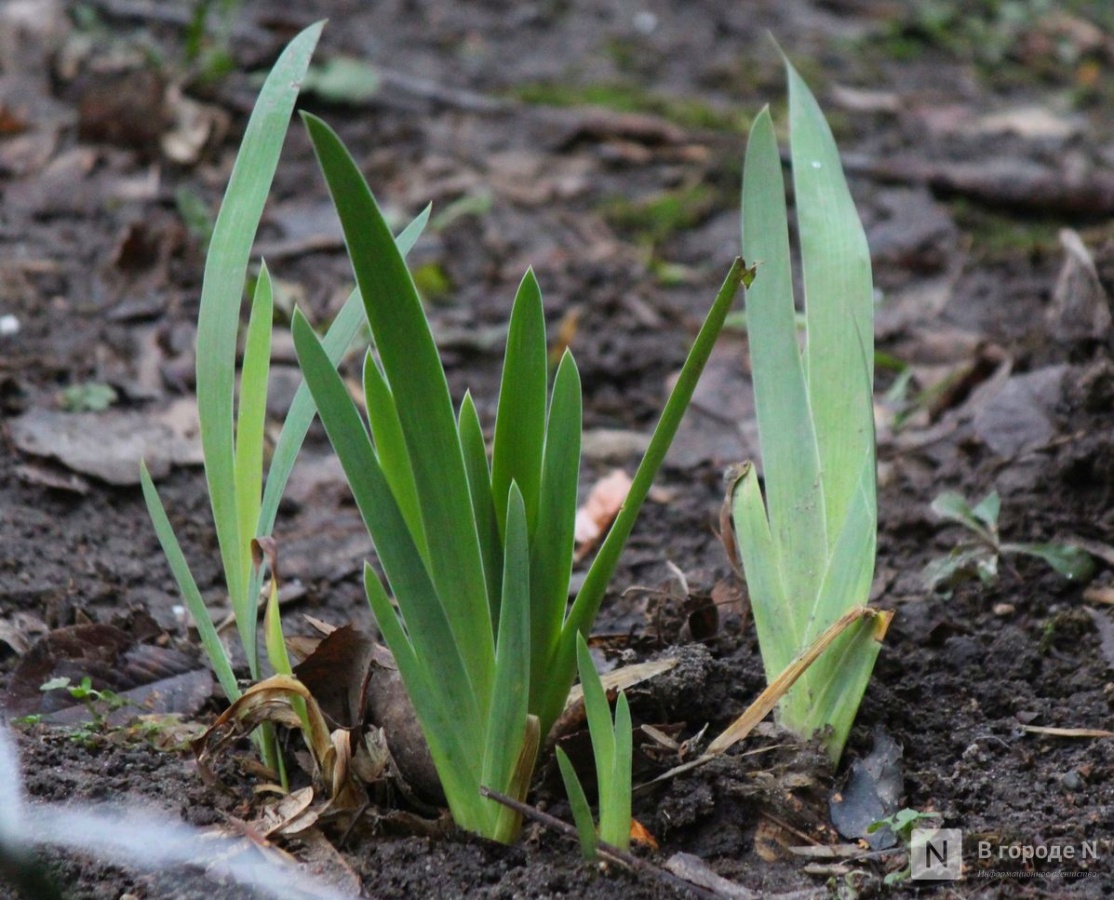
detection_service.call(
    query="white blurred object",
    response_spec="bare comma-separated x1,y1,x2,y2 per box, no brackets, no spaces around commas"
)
633,10,658,34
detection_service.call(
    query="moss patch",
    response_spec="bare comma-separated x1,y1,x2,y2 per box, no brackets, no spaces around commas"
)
600,183,719,247
512,81,747,132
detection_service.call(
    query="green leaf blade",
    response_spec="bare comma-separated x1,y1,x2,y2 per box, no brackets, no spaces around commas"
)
301,112,493,701
731,463,796,681
196,22,322,644
551,258,744,734
786,59,875,542
576,634,615,797
363,352,428,561
556,748,598,860
528,351,581,712
259,205,430,538
363,565,487,834
232,264,273,672
492,270,547,538
741,106,827,614
459,392,502,622
790,458,879,757
1005,542,1096,582
481,485,532,819
140,463,239,703
601,691,632,852
292,310,484,753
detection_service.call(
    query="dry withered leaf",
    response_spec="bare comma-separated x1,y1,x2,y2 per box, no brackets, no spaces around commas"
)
630,818,658,850
194,674,364,813
289,623,441,804
9,400,203,485
630,563,742,648
574,468,632,559
160,84,229,165
664,852,760,899
292,625,381,731
1048,229,1112,343
283,828,362,897
257,786,318,838
563,657,677,711
0,610,49,657
13,461,90,495
365,658,442,804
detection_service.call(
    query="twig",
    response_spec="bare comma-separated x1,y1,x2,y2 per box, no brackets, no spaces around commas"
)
478,786,718,899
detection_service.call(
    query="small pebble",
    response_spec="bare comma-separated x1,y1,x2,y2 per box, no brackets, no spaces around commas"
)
1061,770,1084,791
993,603,1016,616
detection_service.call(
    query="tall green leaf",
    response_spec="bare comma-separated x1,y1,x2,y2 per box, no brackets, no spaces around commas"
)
140,463,239,703
291,310,484,750
481,484,531,840
230,264,273,668
605,692,632,852
459,392,502,621
732,64,883,762
528,351,581,711
362,353,427,561
259,206,429,538
741,106,827,631
491,270,547,539
195,22,322,676
787,58,875,546
301,113,494,703
556,748,598,859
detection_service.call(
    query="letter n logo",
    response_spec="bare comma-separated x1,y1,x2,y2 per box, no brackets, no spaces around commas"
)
911,828,963,881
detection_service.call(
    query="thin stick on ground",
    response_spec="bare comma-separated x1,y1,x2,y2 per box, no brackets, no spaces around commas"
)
478,786,718,900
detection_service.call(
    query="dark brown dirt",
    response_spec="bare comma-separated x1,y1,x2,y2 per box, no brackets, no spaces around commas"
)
3,1,1114,897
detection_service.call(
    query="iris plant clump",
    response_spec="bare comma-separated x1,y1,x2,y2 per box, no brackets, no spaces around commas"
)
729,58,891,763
292,108,744,839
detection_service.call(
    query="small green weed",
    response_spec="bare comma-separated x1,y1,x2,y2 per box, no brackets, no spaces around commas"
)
868,808,943,885
923,490,1094,592
40,676,132,731
59,382,117,412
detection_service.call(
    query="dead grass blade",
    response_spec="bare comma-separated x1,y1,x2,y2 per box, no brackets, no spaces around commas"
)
1019,725,1114,739
649,607,892,784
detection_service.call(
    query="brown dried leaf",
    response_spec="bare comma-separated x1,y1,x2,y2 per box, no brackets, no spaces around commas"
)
574,468,632,559
1048,229,1112,343
0,610,49,656
292,625,377,730
160,84,229,165
9,401,203,485
194,675,363,810
257,786,318,838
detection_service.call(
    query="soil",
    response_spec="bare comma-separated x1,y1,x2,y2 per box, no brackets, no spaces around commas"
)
3,1,1114,898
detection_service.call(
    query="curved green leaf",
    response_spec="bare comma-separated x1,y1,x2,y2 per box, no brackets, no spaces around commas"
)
302,112,493,701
